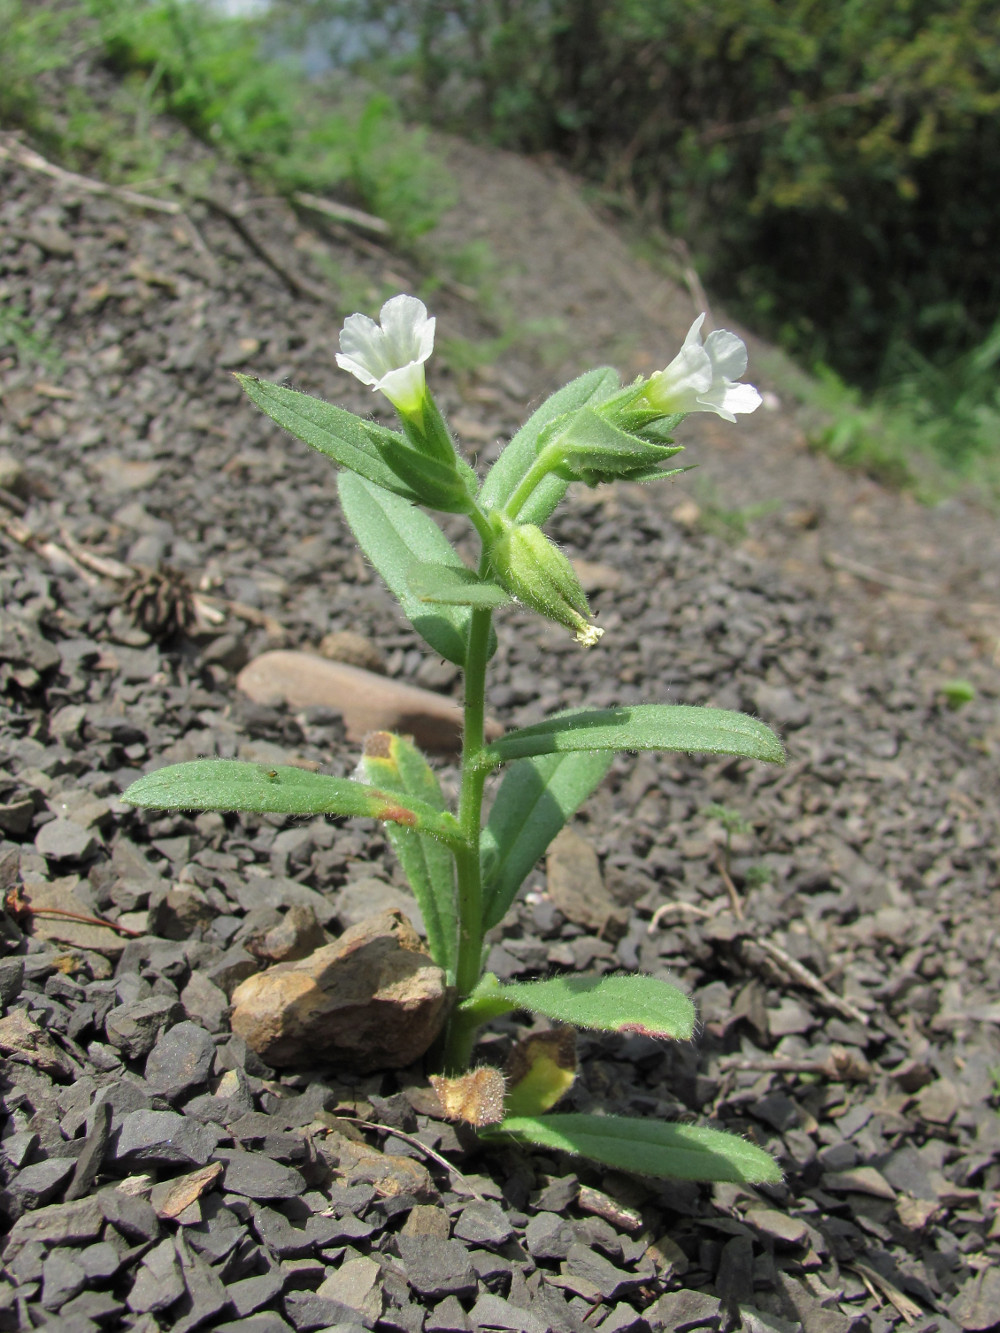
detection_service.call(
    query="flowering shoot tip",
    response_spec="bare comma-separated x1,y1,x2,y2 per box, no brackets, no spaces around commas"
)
640,314,762,423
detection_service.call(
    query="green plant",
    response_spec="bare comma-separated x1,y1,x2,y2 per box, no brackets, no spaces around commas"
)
0,305,64,375
80,0,449,241
939,679,976,711
705,802,752,880
692,482,782,542
123,296,783,1184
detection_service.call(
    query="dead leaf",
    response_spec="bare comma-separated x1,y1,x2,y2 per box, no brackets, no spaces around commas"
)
429,1067,506,1129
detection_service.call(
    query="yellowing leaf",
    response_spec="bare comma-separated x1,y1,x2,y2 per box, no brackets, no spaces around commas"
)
504,1027,577,1117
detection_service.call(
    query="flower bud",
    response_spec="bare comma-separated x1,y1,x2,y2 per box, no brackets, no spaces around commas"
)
489,519,603,647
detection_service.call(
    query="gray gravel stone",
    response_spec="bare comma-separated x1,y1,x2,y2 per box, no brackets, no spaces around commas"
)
40,1249,87,1310
4,1196,104,1253
64,1099,112,1201
143,1018,217,1098
524,1211,575,1261
2,1130,38,1168
127,1237,185,1315
396,1235,478,1299
227,1268,286,1317
467,1293,549,1333
112,1108,221,1168
98,1187,161,1243
216,1317,294,1333
283,1291,367,1330
7,1157,75,1209
172,1231,231,1333
452,1200,514,1249
104,995,180,1059
562,1243,646,1301
35,817,98,861
60,1290,127,1325
77,1240,124,1281
0,956,25,1007
647,1289,721,1331
221,1149,307,1200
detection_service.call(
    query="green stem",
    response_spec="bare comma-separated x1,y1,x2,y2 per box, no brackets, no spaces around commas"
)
503,441,563,520
441,559,494,1072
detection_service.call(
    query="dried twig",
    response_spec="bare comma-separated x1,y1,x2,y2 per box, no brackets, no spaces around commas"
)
332,1114,486,1202
718,1046,872,1082
714,849,744,920
5,887,144,939
823,551,942,598
647,900,713,933
292,190,390,235
846,1261,923,1325
5,514,284,639
697,81,890,146
746,937,869,1026
0,133,181,215
192,192,327,302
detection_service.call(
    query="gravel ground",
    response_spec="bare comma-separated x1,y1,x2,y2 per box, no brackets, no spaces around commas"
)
1,59,999,1333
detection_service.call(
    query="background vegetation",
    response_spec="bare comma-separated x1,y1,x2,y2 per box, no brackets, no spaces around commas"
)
2,0,998,498
0,0,448,242
275,0,999,490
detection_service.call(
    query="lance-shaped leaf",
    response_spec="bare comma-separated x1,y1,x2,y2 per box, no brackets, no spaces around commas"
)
548,406,685,482
459,973,695,1041
339,472,497,666
409,562,513,609
479,367,621,525
473,704,785,770
122,761,463,844
359,732,458,982
480,750,613,931
236,375,423,502
368,435,478,514
490,1114,782,1185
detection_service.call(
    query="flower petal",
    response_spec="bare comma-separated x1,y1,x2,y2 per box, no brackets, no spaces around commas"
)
703,329,748,380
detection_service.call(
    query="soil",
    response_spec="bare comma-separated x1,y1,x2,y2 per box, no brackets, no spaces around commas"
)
0,52,998,1333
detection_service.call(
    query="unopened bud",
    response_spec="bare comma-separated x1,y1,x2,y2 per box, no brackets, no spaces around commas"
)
489,519,603,647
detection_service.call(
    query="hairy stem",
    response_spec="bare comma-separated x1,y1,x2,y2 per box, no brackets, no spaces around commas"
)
442,563,494,1071
503,441,563,521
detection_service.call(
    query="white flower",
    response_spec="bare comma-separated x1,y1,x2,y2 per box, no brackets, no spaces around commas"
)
642,314,762,422
336,294,435,415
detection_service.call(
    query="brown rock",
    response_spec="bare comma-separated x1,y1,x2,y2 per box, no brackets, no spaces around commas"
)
230,909,448,1071
237,650,501,754
318,630,386,673
545,828,629,942
402,1205,452,1240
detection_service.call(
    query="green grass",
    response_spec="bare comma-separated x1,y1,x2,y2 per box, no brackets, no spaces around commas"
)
786,327,1000,506
0,305,64,374
1,0,451,245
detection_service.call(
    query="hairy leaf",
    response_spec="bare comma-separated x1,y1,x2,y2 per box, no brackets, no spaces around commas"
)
492,1114,782,1184
460,972,695,1041
236,376,422,501
359,732,458,982
480,750,613,930
339,472,497,665
479,367,621,524
123,761,462,843
475,704,785,769
409,562,513,609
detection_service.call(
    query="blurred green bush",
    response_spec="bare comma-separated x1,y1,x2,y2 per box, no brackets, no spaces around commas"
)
306,0,998,388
